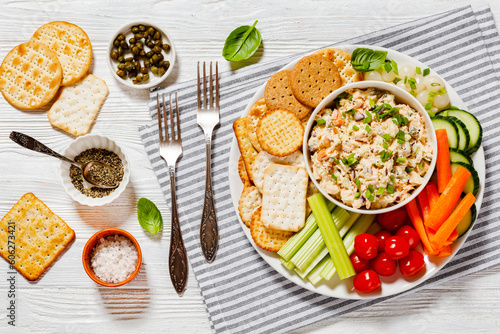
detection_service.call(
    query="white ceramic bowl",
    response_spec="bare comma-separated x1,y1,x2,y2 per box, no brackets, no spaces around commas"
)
107,21,176,89
59,134,130,206
303,81,438,214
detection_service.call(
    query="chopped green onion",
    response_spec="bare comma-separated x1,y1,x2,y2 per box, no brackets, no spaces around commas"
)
418,161,424,169
396,130,405,142
354,192,361,198
423,68,430,76
352,125,359,131
368,184,375,193
405,167,413,173
428,111,436,117
363,110,372,124
425,102,433,110
404,76,408,84
431,82,441,87
365,190,375,202
365,125,371,133
343,108,356,117
393,77,401,84
387,184,395,194
332,157,340,164
382,133,393,141
436,88,447,95
369,98,375,108
391,60,399,75
355,178,360,187
383,141,389,149
380,149,393,162
396,157,407,163
316,119,326,126
408,78,417,90
390,175,396,183
331,173,337,182
377,187,385,195
415,67,421,75
384,62,392,73
348,95,353,100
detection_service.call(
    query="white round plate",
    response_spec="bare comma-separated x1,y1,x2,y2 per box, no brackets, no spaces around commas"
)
228,45,485,299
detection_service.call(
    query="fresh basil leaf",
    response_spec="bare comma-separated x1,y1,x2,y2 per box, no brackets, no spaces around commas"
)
137,197,163,234
222,20,261,62
351,48,388,72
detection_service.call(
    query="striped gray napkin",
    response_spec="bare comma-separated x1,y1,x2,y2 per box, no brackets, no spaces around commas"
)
139,5,500,334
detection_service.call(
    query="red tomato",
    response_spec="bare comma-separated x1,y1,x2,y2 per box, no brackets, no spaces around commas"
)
350,253,371,273
399,250,425,277
385,236,410,260
377,208,408,232
374,230,392,252
353,270,381,293
371,252,397,276
354,234,379,260
396,225,420,249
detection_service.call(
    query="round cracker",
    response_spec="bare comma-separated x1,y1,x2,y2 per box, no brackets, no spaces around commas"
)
30,21,92,86
264,70,312,119
289,54,342,108
0,42,62,110
257,108,304,157
250,207,294,252
313,48,363,85
246,97,267,152
238,186,262,228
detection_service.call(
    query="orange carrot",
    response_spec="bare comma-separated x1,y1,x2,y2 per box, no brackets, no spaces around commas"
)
426,182,440,210
425,166,471,231
406,199,433,254
417,189,431,222
435,245,452,257
430,193,476,250
436,129,452,193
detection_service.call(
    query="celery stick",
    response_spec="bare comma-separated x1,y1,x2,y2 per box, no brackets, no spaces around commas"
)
278,201,335,261
319,214,376,280
279,257,295,271
366,222,383,235
290,206,350,272
307,254,331,285
308,194,355,280
339,212,361,236
294,247,329,279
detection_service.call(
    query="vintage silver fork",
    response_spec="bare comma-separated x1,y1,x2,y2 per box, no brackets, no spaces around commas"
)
197,61,220,263
157,92,188,295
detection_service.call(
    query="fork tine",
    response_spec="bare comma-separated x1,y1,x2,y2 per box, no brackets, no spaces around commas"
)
175,92,181,140
203,61,207,109
169,93,174,140
209,61,213,109
162,93,168,141
215,61,219,109
157,93,161,140
197,62,201,109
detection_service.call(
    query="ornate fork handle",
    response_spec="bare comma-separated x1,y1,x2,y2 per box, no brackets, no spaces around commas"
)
168,166,188,295
200,133,219,263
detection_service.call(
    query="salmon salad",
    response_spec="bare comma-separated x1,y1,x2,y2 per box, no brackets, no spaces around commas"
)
308,88,433,209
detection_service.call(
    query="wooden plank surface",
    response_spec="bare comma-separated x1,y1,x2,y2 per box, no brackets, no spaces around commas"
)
0,0,499,333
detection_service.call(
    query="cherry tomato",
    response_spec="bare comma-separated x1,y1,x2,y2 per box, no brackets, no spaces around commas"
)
385,236,410,260
374,230,392,252
371,252,397,276
377,208,408,232
354,234,379,260
350,253,371,273
353,270,381,293
399,250,425,277
396,225,421,249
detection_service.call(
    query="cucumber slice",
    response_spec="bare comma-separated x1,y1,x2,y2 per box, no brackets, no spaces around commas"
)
456,203,477,238
438,109,483,154
448,116,470,152
431,116,459,149
450,161,480,197
449,148,473,166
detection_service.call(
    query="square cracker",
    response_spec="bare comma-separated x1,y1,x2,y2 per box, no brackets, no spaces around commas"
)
0,193,75,281
260,164,308,232
48,74,108,136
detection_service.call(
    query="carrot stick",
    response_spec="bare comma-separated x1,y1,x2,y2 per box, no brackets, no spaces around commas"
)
406,199,433,254
436,245,452,257
417,189,431,222
425,166,471,231
430,193,476,250
436,129,452,193
426,182,439,210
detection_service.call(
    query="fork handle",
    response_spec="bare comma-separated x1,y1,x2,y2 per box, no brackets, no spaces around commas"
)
200,136,219,263
168,167,188,295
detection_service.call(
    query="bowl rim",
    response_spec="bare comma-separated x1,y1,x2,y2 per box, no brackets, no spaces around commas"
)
82,228,142,287
302,80,438,214
107,20,176,90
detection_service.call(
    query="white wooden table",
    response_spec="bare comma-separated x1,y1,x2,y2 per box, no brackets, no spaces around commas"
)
1,1,499,333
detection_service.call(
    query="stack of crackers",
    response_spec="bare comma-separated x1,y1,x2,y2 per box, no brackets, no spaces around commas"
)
234,48,362,252
0,21,108,136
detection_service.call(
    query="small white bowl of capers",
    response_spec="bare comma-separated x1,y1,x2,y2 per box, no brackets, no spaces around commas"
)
108,21,176,89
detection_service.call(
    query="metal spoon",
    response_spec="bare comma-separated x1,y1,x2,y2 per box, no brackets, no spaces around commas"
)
9,131,119,189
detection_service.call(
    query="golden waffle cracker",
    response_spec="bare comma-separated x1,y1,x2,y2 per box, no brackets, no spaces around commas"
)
290,54,342,108
257,108,304,157
238,186,262,228
313,48,363,85
264,70,312,119
31,21,92,86
246,97,267,152
0,42,62,110
48,74,108,136
233,117,258,182
250,207,294,252
0,193,75,281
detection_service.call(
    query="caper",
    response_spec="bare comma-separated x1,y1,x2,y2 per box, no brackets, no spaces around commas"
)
117,33,125,41
153,45,162,54
133,61,140,71
124,62,134,72
128,70,137,79
146,51,154,58
163,60,171,69
110,50,118,60
116,69,127,78
117,63,126,70
153,31,161,40
151,66,158,75
154,40,162,46
136,41,143,50
140,67,148,74
131,26,139,33
144,59,151,67
152,54,160,64
136,74,143,83
134,33,143,40
139,25,146,32
132,79,138,85
129,37,136,44
147,41,155,48
132,46,140,55
157,53,164,61
142,73,150,81
117,56,124,62
157,66,166,76
139,50,146,57
163,43,170,51
148,27,155,36
120,40,128,49
124,56,134,62
113,39,120,47
142,30,149,38
117,46,123,56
